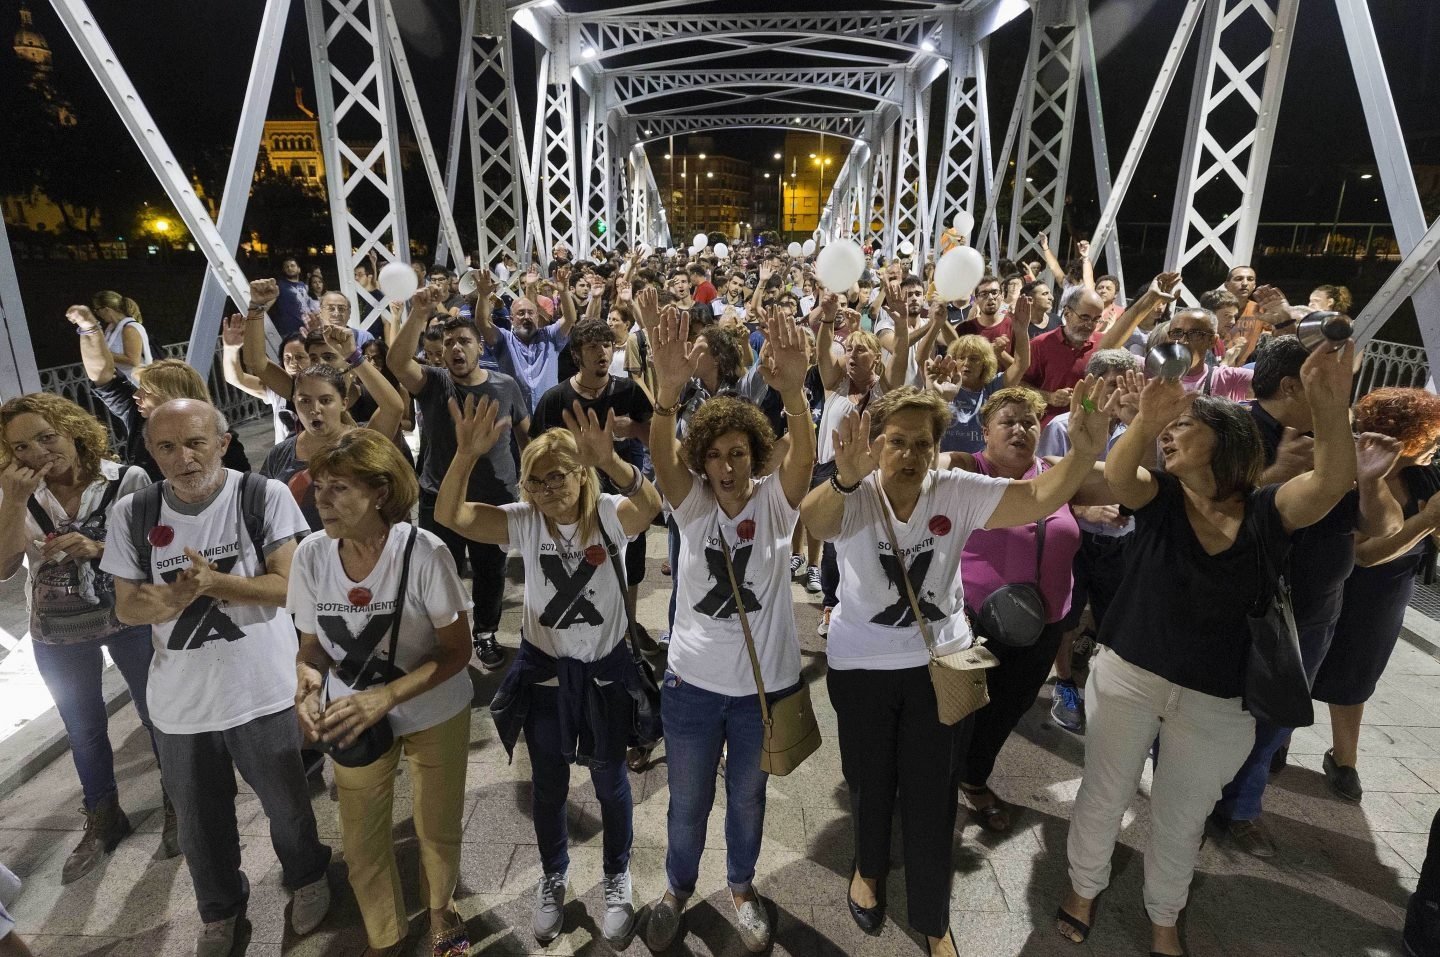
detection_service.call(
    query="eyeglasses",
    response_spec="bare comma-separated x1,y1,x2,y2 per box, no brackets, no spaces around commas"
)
522,469,577,493
1064,307,1102,324
975,289,1002,298
1169,328,1214,343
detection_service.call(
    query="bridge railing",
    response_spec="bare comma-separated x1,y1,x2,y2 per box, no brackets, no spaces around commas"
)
39,341,270,450
1354,338,1430,399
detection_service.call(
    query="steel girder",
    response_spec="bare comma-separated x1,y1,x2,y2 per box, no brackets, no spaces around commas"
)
528,47,581,261
1164,0,1298,299
575,14,945,67
1333,0,1440,369
465,14,527,267
0,221,38,398
50,0,254,315
866,121,894,250
580,86,614,258
977,37,1029,263
930,40,984,253
188,0,291,377
889,81,932,259
609,69,902,109
305,0,410,330
1006,0,1081,265
632,114,866,143
1073,0,1122,292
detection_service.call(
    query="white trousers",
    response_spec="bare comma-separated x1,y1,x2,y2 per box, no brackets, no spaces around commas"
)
1066,646,1256,925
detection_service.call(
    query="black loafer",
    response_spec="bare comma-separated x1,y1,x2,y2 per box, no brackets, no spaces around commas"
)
1323,749,1363,803
847,865,885,933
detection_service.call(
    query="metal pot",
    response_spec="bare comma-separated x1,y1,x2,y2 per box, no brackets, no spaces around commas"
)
1145,342,1192,380
1295,310,1352,352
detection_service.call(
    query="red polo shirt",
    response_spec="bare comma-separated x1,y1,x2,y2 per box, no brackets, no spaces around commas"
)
1023,326,1101,424
693,280,718,304
955,313,1013,350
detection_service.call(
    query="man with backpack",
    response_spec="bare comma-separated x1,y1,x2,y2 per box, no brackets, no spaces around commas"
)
100,399,331,957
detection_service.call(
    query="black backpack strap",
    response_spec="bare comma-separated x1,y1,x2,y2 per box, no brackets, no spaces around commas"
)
130,481,165,579
238,471,270,573
26,497,55,537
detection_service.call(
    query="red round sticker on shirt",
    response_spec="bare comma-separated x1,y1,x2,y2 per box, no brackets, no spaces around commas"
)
584,545,607,567
928,515,952,536
348,587,373,608
736,520,756,542
148,525,175,548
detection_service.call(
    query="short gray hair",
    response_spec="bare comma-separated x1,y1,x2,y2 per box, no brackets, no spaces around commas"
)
144,398,228,445
1086,348,1140,377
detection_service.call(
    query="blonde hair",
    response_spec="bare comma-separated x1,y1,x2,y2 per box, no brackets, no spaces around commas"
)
308,428,419,525
92,290,143,324
135,359,210,403
979,386,1046,425
521,429,601,545
950,334,999,384
867,386,953,442
845,329,881,356
0,392,115,486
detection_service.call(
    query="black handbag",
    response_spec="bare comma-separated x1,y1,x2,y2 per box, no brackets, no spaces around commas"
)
322,526,418,767
1242,508,1314,729
972,517,1048,647
597,523,664,749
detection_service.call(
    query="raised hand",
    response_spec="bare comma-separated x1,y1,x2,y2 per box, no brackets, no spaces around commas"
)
1101,369,1144,425
65,305,100,331
221,314,247,347
926,354,960,386
1299,339,1355,411
321,322,357,359
763,308,808,395
634,286,660,335
1135,375,1195,434
832,409,878,487
1150,272,1182,298
1270,427,1315,481
1253,285,1308,325
250,278,279,309
447,394,511,457
1356,431,1403,484
616,278,633,303
651,302,697,399
562,400,619,467
1013,293,1035,328
1066,375,1113,457
820,291,840,326
1076,239,1091,260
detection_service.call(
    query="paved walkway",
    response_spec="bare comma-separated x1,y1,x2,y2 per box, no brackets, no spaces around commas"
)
0,416,1429,956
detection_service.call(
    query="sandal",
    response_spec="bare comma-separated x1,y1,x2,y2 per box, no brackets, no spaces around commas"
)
1055,896,1098,944
430,921,470,957
960,784,1011,832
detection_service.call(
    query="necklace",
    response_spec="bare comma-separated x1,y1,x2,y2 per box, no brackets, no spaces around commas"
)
570,375,607,400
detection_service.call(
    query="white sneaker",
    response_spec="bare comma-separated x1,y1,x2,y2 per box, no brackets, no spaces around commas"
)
532,870,567,943
788,553,805,578
601,869,636,941
817,607,831,637
290,874,330,934
805,565,822,593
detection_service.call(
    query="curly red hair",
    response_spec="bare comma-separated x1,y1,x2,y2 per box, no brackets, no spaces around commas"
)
1354,388,1440,458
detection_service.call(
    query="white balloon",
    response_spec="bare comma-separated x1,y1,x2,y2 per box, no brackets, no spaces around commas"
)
787,241,803,257
814,240,865,292
714,242,729,259
378,261,419,301
666,247,677,259
693,232,708,250
952,210,975,235
802,238,816,256
898,239,915,257
688,244,701,257
934,246,986,302
639,242,653,258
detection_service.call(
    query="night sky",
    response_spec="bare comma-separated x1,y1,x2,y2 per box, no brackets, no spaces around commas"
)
14,0,1440,236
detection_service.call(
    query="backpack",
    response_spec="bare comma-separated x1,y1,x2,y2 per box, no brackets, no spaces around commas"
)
27,465,135,644
129,471,270,579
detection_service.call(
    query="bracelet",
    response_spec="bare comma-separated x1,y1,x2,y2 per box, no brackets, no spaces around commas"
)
653,400,682,417
783,408,809,418
616,462,644,496
76,327,100,336
346,349,364,368
830,473,863,495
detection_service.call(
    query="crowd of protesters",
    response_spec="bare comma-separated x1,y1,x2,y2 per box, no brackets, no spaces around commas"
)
5,224,1440,957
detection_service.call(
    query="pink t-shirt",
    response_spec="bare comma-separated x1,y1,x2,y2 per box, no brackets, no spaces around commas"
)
960,454,1082,623
1180,363,1253,401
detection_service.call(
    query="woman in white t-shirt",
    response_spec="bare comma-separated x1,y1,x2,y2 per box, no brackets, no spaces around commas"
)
0,393,163,882
289,429,473,957
434,397,661,946
799,383,1111,957
91,290,153,386
640,298,815,954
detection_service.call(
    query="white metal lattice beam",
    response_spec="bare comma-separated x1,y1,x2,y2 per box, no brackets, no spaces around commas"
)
1165,0,1298,299
305,0,410,330
0,222,39,399
467,0,526,264
434,0,476,268
632,114,866,143
1006,0,1081,264
889,78,931,259
610,69,902,108
930,39,983,252
576,14,945,64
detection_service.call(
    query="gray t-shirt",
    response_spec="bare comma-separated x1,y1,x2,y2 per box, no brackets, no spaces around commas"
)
415,365,528,504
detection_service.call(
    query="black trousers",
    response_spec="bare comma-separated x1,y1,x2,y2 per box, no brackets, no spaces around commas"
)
962,620,1067,787
828,665,968,939
419,495,505,633
1420,807,1440,903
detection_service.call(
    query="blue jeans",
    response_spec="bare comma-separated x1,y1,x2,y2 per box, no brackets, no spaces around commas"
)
662,670,796,897
31,626,155,810
524,684,633,876
1218,620,1335,821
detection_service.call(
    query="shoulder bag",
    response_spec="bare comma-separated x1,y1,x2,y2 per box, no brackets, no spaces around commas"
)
875,483,999,725
322,525,418,767
1242,505,1314,728
597,522,664,749
717,524,821,775
971,517,1048,648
